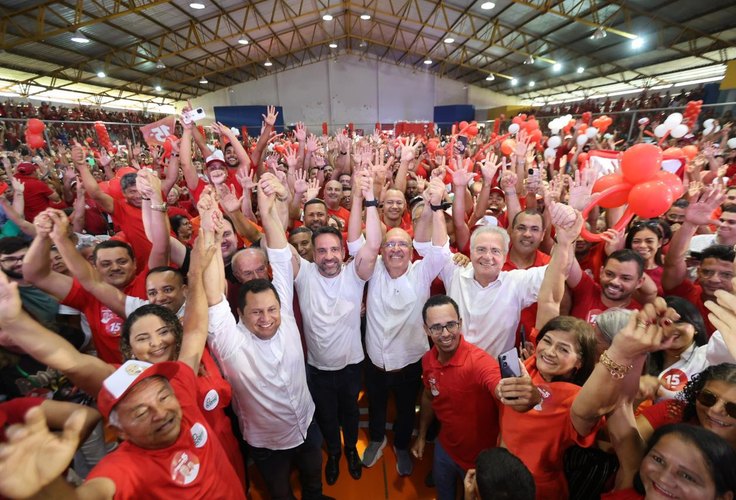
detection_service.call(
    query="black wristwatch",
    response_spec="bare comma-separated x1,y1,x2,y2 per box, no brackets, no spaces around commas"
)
363,199,379,208
430,202,452,212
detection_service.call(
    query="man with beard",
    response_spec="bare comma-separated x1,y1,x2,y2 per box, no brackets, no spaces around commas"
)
290,170,381,485
567,249,644,324
303,199,329,231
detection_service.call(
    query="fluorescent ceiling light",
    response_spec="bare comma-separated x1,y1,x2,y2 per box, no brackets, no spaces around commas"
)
322,13,333,21
360,14,371,20
264,59,273,67
524,55,534,65
155,85,162,91
70,31,90,44
529,81,535,87
444,38,455,44
485,74,495,81
510,78,518,86
480,2,496,10
423,59,432,65
329,43,338,48
156,60,166,69
576,66,585,74
199,77,208,84
189,2,205,9
632,37,644,49
552,62,562,72
96,71,106,78
238,37,249,45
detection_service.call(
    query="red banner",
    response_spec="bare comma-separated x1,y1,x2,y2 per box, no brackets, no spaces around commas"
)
140,116,176,147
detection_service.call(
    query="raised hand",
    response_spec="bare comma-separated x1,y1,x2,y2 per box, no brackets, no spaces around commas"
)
499,162,518,192
262,105,279,127
98,148,111,168
400,136,418,163
567,168,597,211
294,122,307,142
46,209,70,244
449,156,474,188
427,177,446,206
305,178,320,201
549,202,582,245
479,151,502,184
283,147,298,170
305,134,319,153
32,212,53,238
513,130,530,158
216,183,242,214
10,178,24,196
0,406,87,499
705,279,736,360
608,298,680,363
684,185,723,227
0,269,23,326
235,166,256,192
292,169,308,194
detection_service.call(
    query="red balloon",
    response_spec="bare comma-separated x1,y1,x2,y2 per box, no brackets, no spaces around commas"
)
663,147,683,159
529,129,543,144
654,170,685,199
577,152,590,166
466,125,478,137
459,121,469,130
593,173,632,208
526,119,539,131
512,116,522,125
682,145,698,160
628,180,674,218
27,134,45,149
27,118,45,134
501,139,515,156
520,114,527,120
621,143,662,184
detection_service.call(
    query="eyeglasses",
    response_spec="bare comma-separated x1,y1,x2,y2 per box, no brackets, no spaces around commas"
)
699,269,735,281
0,256,24,265
697,390,736,419
426,321,460,336
383,241,410,249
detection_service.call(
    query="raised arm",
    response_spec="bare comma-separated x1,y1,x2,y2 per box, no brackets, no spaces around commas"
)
571,299,678,437
253,105,278,173
393,136,418,194
179,114,201,192
352,169,381,280
22,212,73,301
71,142,114,214
470,152,503,227
451,157,474,252
135,169,170,269
662,186,723,291
213,122,251,172
0,270,113,396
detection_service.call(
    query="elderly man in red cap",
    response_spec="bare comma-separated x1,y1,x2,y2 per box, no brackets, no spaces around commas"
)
13,160,60,221
0,359,245,498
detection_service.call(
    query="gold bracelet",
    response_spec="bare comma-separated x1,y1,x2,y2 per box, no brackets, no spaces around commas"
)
599,350,633,380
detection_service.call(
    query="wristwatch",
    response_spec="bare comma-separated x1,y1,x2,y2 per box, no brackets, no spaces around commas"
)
430,202,452,212
363,199,379,208
149,202,168,212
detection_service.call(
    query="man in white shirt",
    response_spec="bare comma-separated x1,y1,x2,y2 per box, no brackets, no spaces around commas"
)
361,177,450,477
290,169,382,484
206,175,333,500
434,224,546,357
690,204,736,253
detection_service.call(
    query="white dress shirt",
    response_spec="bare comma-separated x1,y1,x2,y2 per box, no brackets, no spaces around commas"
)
294,255,366,370
365,241,450,370
439,261,546,357
207,245,314,450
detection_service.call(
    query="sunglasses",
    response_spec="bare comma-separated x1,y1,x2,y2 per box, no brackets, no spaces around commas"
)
697,390,736,419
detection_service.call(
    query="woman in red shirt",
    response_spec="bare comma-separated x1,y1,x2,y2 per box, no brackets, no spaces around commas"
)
624,220,666,296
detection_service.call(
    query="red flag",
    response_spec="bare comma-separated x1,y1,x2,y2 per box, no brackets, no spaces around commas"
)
140,116,176,147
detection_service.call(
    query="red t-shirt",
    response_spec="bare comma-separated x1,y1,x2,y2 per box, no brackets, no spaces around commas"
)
197,349,245,485
644,266,664,297
191,172,243,204
61,271,148,364
87,363,245,498
577,243,606,283
327,206,351,231
664,280,715,336
570,273,641,324
0,397,44,442
422,335,501,470
504,249,551,343
111,197,151,273
500,358,601,500
14,175,53,222
640,399,687,429
601,489,644,500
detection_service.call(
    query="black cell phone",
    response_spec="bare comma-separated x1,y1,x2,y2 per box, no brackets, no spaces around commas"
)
498,348,521,379
520,325,527,349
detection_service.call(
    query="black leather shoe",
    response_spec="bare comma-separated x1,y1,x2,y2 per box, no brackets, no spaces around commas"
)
345,447,362,480
325,453,340,485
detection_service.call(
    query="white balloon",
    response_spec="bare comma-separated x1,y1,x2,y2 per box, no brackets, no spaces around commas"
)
549,127,561,135
664,113,683,127
230,127,240,137
715,126,721,134
548,119,560,131
728,137,736,149
586,127,599,139
704,126,714,135
576,134,588,146
544,147,557,158
638,117,650,125
564,114,572,122
508,123,520,134
704,119,714,128
654,124,668,138
670,124,689,138
547,135,562,149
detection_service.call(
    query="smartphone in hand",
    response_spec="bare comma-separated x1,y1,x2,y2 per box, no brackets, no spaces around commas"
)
498,348,522,379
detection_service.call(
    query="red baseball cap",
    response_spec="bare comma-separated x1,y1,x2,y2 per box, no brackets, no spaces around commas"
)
97,360,180,420
16,162,36,176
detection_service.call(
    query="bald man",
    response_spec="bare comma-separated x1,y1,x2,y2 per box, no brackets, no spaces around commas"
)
382,189,413,236
360,178,449,476
324,180,350,229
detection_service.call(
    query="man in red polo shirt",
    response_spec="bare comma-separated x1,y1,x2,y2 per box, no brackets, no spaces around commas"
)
411,295,540,500
23,208,168,364
13,161,60,221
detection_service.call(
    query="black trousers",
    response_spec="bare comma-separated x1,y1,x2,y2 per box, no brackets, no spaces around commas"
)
307,362,362,456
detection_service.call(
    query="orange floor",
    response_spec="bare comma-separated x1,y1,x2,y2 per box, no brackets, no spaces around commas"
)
247,390,441,499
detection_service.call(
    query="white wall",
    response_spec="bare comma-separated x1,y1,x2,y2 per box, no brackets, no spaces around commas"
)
184,54,522,130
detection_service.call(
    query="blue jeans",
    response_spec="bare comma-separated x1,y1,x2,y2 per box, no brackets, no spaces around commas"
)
307,362,362,455
433,439,466,500
249,421,324,500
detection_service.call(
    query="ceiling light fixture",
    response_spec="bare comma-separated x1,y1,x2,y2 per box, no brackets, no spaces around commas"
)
485,74,495,81
359,41,368,48
96,71,106,78
264,59,273,67
552,62,562,72
156,60,166,69
237,36,249,45
360,13,371,20
576,66,585,74
329,43,338,48
155,85,162,91
529,81,535,87
444,37,455,44
423,59,433,65
480,2,496,10
510,78,518,86
199,76,208,84
189,2,205,9
632,37,644,49
523,55,535,65
322,13,333,21
590,27,607,40
70,31,90,44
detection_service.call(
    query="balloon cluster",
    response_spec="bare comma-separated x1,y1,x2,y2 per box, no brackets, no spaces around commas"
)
702,119,721,136
504,115,542,154
25,118,46,150
653,113,688,139
683,100,703,129
457,120,479,138
582,143,684,242
94,122,116,153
